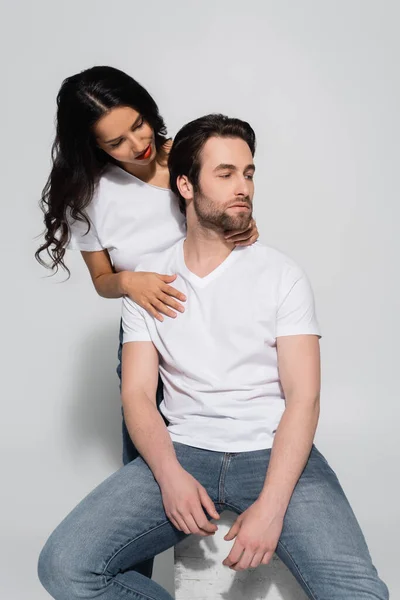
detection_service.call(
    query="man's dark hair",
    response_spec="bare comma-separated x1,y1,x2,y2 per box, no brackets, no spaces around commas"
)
168,114,256,215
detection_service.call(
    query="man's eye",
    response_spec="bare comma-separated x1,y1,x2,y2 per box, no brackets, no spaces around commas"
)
245,174,254,180
219,173,231,178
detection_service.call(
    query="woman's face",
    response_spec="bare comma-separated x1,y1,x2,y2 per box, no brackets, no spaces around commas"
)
94,106,156,165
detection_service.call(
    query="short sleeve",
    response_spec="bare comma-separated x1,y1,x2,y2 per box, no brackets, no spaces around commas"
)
276,262,321,338
122,297,152,343
66,208,103,252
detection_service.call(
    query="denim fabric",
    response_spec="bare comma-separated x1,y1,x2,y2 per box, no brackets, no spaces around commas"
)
38,443,388,600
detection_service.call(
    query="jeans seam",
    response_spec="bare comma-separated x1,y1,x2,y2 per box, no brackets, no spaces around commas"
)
277,539,318,600
218,454,231,504
222,501,243,513
102,519,172,576
106,576,162,600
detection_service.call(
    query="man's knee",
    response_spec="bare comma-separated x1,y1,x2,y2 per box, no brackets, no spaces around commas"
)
38,530,99,599
38,535,64,597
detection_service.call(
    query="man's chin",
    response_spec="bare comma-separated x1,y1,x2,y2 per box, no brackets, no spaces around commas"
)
222,213,252,233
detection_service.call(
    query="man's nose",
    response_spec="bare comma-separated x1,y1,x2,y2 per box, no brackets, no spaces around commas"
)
235,176,251,196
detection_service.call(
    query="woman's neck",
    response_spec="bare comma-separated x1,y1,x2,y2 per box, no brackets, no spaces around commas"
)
119,140,172,189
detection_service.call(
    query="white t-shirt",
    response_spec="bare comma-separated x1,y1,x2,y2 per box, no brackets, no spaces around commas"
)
122,239,321,452
67,164,186,271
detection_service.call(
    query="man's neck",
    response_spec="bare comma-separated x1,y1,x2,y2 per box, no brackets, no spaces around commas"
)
183,225,235,278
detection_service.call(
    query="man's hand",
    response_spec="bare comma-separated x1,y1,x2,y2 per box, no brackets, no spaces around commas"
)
224,217,259,246
222,499,284,571
158,464,220,536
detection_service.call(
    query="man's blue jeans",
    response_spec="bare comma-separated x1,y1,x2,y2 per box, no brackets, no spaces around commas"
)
38,443,388,599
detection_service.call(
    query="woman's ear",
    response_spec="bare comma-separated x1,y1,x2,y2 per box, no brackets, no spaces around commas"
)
176,175,194,201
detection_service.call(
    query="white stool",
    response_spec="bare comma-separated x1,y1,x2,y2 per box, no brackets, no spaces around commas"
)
174,510,308,599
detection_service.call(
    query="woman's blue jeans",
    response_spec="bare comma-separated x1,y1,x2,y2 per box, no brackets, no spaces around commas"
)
38,443,388,599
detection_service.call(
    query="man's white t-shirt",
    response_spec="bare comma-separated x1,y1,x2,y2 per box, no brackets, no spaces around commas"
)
122,239,321,453
67,164,186,271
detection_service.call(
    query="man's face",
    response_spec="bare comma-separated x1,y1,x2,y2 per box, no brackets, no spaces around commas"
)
193,136,255,232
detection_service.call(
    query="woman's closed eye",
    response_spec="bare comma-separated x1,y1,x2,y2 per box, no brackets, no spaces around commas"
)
109,118,145,148
134,117,145,130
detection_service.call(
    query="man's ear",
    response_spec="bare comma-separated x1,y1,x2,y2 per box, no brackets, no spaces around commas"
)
176,175,194,201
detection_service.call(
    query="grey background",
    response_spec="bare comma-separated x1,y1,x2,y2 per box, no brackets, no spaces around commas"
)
1,1,398,598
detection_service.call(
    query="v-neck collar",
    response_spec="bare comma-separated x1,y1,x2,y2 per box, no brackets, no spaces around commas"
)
177,238,241,288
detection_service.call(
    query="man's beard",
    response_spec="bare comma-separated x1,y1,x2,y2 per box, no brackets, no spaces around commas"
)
193,191,253,233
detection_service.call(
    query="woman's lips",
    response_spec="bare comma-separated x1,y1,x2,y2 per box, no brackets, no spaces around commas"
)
135,144,152,160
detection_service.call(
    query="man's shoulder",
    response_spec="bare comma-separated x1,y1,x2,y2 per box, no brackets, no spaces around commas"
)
244,241,300,272
135,240,181,273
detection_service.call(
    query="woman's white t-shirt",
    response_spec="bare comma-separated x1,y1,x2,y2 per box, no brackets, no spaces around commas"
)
67,164,186,271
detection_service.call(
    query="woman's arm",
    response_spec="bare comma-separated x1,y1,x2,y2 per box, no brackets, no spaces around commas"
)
81,250,128,299
81,250,186,319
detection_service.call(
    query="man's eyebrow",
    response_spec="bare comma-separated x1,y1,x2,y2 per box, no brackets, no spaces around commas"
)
213,163,256,172
103,115,142,144
214,163,236,172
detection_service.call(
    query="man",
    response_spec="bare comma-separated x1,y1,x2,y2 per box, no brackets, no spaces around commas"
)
38,115,388,600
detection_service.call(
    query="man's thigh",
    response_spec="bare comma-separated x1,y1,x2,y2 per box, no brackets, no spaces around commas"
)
40,442,221,579
226,445,387,599
278,446,388,598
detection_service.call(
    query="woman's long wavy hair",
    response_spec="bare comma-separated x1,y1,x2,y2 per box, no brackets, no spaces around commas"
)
35,66,169,274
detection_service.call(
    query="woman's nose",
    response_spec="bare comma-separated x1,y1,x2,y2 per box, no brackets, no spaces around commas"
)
127,133,144,154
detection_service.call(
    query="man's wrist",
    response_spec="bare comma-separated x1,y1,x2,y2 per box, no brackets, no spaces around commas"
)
257,487,289,519
153,458,183,487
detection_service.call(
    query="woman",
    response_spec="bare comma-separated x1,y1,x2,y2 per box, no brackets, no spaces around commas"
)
36,65,259,466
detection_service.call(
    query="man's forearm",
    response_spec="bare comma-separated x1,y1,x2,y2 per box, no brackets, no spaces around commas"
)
122,391,181,485
258,397,320,516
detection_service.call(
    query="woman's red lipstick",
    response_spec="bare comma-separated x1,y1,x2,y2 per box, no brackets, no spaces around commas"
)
136,144,152,160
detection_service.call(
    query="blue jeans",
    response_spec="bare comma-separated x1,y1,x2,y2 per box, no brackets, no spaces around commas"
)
38,443,388,600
